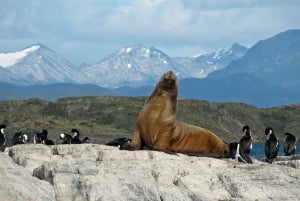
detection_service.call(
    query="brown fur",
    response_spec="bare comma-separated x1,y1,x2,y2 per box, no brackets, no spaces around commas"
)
129,71,230,157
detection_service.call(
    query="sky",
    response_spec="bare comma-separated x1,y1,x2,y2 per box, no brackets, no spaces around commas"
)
1,0,300,66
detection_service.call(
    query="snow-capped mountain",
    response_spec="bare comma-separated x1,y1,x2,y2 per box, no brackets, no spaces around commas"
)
173,43,248,78
0,43,247,88
79,43,247,88
79,44,188,88
0,44,86,85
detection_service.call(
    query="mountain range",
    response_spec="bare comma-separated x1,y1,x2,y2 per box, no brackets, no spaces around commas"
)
0,42,247,87
0,29,300,107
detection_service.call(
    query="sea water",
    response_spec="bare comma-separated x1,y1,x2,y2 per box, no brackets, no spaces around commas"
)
251,142,300,158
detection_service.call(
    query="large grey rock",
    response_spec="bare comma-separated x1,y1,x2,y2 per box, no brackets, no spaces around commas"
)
0,152,55,201
5,144,300,201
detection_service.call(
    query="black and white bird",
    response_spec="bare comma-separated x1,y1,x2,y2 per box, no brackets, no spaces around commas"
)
81,137,93,143
105,137,132,149
34,129,48,144
240,125,253,156
264,127,279,163
59,132,73,144
234,125,253,163
71,128,81,144
0,124,7,152
35,129,55,145
12,132,29,145
42,138,55,145
229,141,238,159
71,128,93,144
59,129,92,144
284,132,297,156
34,132,42,144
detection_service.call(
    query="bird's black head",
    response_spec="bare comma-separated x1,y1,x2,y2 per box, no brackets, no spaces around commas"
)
71,128,79,139
285,132,296,141
71,128,79,134
0,124,6,134
242,125,251,135
265,127,273,135
285,132,292,136
42,129,48,137
0,124,6,129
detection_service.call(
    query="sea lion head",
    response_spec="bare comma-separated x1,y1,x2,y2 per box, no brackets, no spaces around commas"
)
160,71,178,92
147,71,178,103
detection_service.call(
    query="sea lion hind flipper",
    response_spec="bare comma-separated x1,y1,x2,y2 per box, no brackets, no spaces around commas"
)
150,146,179,155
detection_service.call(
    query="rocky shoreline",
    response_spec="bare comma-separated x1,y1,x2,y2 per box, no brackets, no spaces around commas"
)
1,144,299,201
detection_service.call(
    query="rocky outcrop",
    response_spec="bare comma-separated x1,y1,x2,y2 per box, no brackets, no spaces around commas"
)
2,144,300,201
0,150,55,201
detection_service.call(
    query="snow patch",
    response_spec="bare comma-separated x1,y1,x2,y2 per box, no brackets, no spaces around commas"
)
126,48,132,53
144,49,150,57
127,63,132,68
38,55,43,64
213,49,225,60
0,45,40,68
193,51,207,58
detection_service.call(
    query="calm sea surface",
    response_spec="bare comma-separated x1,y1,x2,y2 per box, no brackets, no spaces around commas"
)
251,142,300,158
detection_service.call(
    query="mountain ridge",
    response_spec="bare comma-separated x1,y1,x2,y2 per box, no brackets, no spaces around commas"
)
0,42,247,87
1,29,300,107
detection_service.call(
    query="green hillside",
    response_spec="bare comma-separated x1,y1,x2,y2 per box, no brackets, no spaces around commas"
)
1,96,300,146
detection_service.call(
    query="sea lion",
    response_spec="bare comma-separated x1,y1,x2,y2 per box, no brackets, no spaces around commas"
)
124,71,230,157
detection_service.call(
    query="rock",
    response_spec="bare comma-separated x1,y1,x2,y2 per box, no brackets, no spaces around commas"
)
7,144,54,172
4,144,300,201
0,152,55,201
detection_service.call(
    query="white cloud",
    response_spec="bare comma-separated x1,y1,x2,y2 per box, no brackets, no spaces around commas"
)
0,0,299,64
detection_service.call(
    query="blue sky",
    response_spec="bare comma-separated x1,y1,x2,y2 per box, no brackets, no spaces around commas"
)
1,0,300,65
